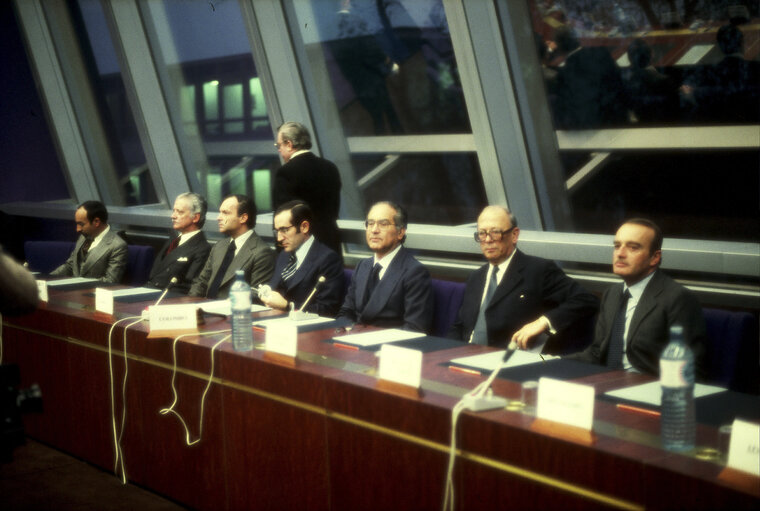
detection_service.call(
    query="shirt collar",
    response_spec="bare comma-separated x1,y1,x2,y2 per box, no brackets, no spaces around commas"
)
293,235,314,268
290,149,311,160
177,229,200,245
374,243,402,269
624,270,656,303
89,224,110,248
231,229,253,250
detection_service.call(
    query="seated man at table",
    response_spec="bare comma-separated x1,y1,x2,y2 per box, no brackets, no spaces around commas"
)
337,201,433,332
566,218,707,378
50,200,128,283
260,200,344,316
448,205,598,349
146,192,211,294
189,194,274,299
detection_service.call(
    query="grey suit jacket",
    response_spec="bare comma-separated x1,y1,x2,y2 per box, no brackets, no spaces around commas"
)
189,231,275,299
50,229,128,283
567,270,708,379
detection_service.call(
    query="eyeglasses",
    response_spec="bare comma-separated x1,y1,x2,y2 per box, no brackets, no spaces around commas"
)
273,142,281,149
474,227,515,242
365,220,396,230
273,225,295,235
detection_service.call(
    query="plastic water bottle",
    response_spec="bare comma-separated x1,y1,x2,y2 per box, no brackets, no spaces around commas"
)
659,325,695,451
229,270,253,352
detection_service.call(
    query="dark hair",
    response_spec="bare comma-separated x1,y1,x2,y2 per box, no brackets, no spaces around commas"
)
278,122,312,150
275,200,314,231
177,192,208,228
78,200,108,224
624,218,663,254
627,38,652,69
554,26,580,54
371,201,408,243
227,194,257,228
717,24,743,55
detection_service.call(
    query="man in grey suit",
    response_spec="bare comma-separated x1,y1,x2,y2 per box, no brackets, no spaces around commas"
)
337,201,433,333
566,219,707,378
189,194,274,299
51,200,128,283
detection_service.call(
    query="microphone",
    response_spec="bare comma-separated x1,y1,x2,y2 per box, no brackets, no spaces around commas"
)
154,276,179,307
298,276,326,312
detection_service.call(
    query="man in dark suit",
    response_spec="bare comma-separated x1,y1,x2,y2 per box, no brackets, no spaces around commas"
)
567,219,707,378
272,122,342,254
337,201,433,333
146,192,211,294
189,194,274,299
261,201,344,317
50,200,128,283
448,206,598,349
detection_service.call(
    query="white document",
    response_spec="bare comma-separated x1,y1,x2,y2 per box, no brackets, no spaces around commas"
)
537,377,595,431
254,315,333,327
148,304,199,332
332,329,425,347
727,419,760,476
604,381,726,407
109,287,162,298
448,350,552,372
378,344,422,388
37,280,48,302
95,288,115,314
200,299,270,316
46,277,98,287
265,320,298,357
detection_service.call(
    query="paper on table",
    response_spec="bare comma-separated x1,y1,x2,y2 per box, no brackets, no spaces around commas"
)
109,287,162,297
332,329,425,347
254,315,332,327
46,277,98,287
200,299,270,316
604,381,726,407
449,350,551,372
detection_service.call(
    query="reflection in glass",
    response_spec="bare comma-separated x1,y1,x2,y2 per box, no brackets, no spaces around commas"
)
144,0,273,209
75,0,156,205
305,0,470,135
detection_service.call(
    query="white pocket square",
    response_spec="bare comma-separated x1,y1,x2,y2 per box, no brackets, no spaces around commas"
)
177,257,188,262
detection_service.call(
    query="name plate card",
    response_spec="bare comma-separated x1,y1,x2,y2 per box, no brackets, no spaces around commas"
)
378,344,422,389
37,280,48,302
536,377,595,431
727,419,760,476
148,304,198,334
265,320,298,358
95,288,115,315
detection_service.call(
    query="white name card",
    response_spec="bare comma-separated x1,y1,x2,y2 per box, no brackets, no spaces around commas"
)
95,288,115,314
37,280,48,302
148,304,198,333
536,377,595,431
378,344,422,389
265,320,298,357
727,419,760,476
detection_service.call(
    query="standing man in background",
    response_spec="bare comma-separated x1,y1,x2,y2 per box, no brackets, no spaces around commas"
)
147,192,211,294
51,200,128,283
272,122,342,255
190,194,274,299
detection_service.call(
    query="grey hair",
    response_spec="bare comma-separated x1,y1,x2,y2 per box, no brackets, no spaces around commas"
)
278,122,312,150
176,192,208,228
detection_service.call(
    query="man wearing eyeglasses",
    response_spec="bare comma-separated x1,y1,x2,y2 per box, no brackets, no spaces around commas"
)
337,201,433,332
449,206,598,350
260,201,344,316
189,194,274,299
272,122,342,255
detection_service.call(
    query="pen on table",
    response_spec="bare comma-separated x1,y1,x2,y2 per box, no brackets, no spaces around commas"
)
333,342,359,351
616,403,661,418
448,365,482,376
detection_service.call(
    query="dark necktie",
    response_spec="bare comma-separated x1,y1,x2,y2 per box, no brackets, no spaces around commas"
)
207,239,236,298
281,253,297,281
606,289,631,368
471,266,499,345
166,236,180,255
78,238,93,272
363,263,382,304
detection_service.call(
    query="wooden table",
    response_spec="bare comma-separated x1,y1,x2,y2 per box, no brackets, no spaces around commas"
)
2,287,758,510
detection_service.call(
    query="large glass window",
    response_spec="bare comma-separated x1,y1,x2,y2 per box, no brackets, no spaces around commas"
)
73,0,158,205
142,0,276,211
521,0,759,242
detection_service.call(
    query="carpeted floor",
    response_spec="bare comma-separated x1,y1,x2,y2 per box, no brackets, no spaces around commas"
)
0,439,188,511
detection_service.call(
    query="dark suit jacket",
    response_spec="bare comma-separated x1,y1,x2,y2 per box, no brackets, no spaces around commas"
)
268,238,344,317
50,229,128,283
272,152,342,254
189,232,274,299
146,232,211,295
338,246,433,333
567,270,708,379
448,250,599,348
